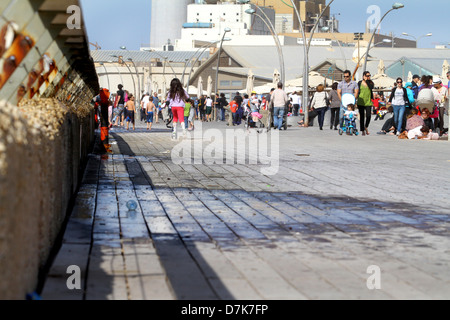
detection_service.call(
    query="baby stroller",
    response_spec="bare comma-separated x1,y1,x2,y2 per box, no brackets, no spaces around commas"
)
339,93,359,136
162,101,173,128
244,103,265,133
339,113,359,136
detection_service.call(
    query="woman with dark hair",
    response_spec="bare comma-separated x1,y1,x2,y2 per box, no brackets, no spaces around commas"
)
167,78,189,139
308,84,329,130
356,71,374,136
328,82,340,130
388,77,411,135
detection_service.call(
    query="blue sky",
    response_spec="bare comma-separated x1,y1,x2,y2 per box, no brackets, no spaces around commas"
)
80,0,447,50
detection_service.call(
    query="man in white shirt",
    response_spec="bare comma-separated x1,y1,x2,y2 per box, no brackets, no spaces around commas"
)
290,92,301,116
141,93,150,122
271,82,289,130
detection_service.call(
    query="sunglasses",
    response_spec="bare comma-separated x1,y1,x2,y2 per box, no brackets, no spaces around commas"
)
365,74,371,77
344,75,350,78
397,81,403,84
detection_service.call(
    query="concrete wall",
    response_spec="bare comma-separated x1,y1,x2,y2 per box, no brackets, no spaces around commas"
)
0,99,95,300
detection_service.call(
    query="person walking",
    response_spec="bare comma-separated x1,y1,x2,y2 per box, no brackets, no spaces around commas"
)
152,92,160,123
141,92,150,122
218,93,228,121
205,96,213,122
431,77,448,136
309,84,329,131
145,96,156,131
271,82,289,130
388,77,411,135
114,84,126,127
356,71,375,136
328,82,340,130
337,70,359,129
291,91,301,116
125,94,136,131
167,78,189,139
411,74,420,100
198,95,206,122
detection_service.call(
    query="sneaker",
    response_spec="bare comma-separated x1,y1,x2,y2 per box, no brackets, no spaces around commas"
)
377,131,386,135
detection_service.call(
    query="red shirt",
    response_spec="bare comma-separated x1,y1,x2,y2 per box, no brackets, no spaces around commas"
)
230,101,238,113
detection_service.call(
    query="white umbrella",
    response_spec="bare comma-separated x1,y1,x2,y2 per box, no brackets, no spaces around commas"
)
206,75,213,98
407,71,413,83
286,72,332,88
273,69,280,86
252,83,275,95
197,76,204,98
372,73,397,89
377,59,386,75
246,69,255,95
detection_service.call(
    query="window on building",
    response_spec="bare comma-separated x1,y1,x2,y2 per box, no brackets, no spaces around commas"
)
231,81,242,87
220,80,231,87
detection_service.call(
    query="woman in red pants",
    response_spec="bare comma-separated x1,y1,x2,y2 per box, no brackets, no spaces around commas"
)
167,78,189,139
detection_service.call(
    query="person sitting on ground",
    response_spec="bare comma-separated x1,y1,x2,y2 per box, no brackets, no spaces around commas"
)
421,108,434,131
405,109,425,132
419,125,440,140
298,108,318,127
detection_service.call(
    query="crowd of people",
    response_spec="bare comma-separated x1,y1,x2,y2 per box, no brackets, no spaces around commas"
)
297,70,449,139
95,70,449,141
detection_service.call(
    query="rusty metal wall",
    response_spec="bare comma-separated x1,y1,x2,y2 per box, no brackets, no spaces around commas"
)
0,0,98,106
0,0,99,299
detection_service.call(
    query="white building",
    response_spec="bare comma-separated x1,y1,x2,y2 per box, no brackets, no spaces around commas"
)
175,2,276,50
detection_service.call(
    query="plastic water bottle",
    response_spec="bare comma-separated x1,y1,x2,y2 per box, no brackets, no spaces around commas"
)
126,200,138,211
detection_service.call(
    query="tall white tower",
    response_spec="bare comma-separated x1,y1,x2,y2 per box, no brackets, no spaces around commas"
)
150,0,195,49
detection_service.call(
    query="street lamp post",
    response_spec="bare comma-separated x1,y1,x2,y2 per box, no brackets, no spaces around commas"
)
402,32,432,48
290,0,309,125
362,3,405,74
353,39,392,78
143,49,177,79
214,27,231,121
321,26,347,71
99,62,110,90
239,0,285,86
186,39,231,89
119,47,142,105
111,55,137,105
244,8,285,86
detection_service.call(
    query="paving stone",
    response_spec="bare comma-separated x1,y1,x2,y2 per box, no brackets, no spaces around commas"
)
42,119,450,300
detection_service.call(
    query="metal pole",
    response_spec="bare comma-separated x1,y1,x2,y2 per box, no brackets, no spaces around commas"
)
184,41,220,88
147,50,177,78
252,11,285,87
291,0,309,126
251,5,285,86
99,63,110,89
187,43,220,89
363,8,396,74
128,59,141,106
214,29,230,121
306,0,336,54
